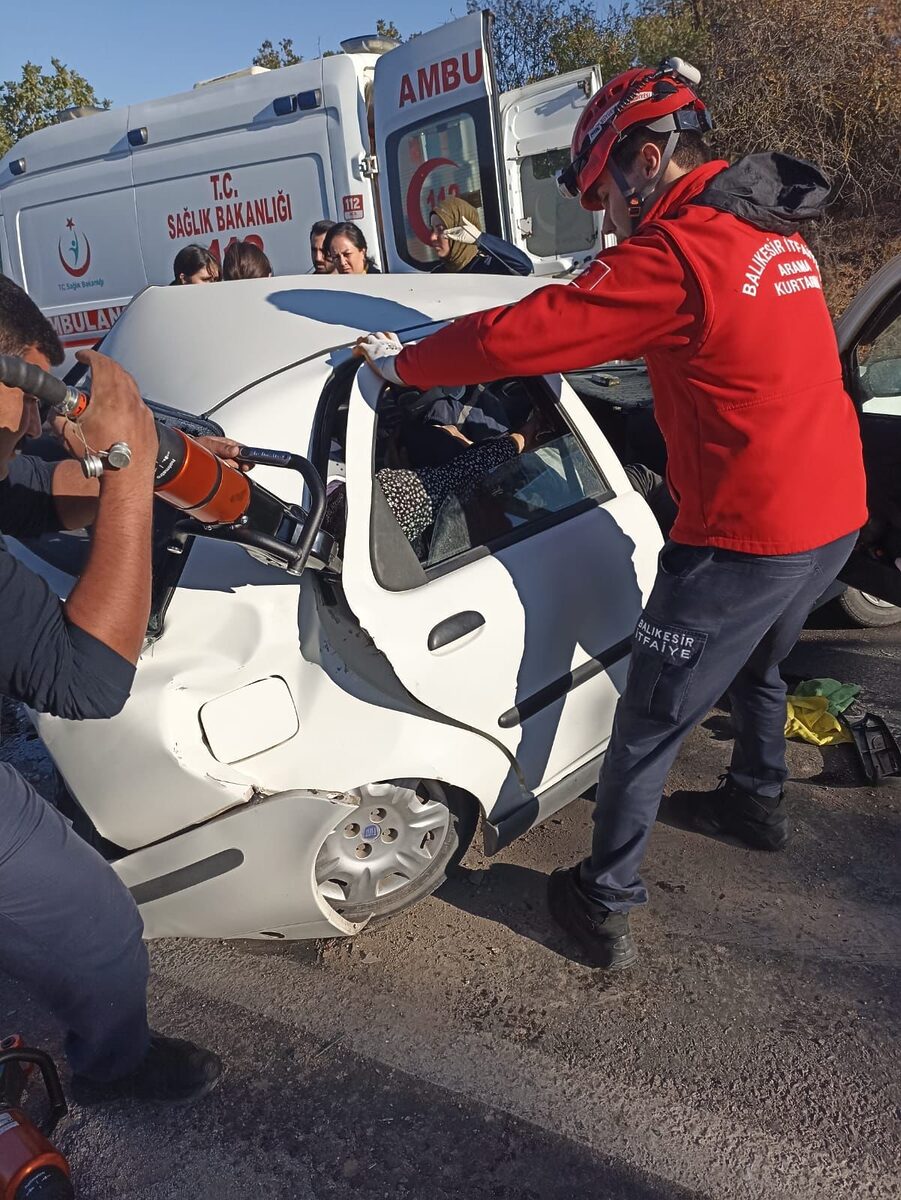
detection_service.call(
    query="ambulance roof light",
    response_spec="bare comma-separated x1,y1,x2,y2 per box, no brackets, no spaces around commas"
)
56,105,106,122
339,35,400,55
194,65,270,89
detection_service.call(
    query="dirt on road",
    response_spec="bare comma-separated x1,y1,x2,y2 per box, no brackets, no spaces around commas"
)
1,620,899,1200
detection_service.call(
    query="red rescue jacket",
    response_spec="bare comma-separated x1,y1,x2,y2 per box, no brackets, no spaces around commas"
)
397,157,867,554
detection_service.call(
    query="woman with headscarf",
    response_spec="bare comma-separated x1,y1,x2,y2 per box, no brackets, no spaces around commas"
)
428,197,532,277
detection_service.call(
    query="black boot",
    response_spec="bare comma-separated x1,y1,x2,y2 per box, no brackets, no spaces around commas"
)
668,775,789,850
72,1033,222,1106
547,865,637,970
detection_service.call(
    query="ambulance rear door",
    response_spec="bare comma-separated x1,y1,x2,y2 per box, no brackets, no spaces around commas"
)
372,10,509,273
498,67,602,276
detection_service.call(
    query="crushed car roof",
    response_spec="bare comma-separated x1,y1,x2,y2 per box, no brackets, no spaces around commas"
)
101,273,556,416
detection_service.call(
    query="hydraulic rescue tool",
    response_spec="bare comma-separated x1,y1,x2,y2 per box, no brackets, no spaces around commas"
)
0,354,335,575
0,1037,73,1200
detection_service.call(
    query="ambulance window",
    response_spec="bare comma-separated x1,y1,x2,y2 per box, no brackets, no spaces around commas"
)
385,98,503,271
519,149,596,259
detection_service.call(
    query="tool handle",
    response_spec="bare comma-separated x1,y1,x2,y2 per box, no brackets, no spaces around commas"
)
237,446,327,573
0,1048,69,1132
0,354,69,409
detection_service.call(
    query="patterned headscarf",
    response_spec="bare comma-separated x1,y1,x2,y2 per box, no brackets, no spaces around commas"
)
431,197,482,272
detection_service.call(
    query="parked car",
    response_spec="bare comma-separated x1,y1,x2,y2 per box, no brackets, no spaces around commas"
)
10,263,900,942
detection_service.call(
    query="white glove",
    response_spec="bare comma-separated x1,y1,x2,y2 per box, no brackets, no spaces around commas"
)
352,331,405,385
444,216,481,245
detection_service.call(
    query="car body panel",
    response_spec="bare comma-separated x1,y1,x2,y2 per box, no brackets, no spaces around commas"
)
114,789,366,940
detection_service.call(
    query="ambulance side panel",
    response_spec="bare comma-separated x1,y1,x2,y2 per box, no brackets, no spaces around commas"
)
127,56,379,283
0,107,142,353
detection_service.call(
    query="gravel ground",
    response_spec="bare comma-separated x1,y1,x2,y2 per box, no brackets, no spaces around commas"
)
1,616,899,1200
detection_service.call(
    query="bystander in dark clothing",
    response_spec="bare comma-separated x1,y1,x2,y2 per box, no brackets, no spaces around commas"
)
0,454,150,1082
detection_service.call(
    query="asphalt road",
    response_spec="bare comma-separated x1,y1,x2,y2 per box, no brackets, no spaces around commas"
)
1,616,899,1200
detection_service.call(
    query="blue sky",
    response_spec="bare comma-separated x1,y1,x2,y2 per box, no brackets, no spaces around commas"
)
2,1,476,108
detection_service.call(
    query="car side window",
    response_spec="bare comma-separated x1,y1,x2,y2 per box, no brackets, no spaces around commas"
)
856,309,901,416
426,434,607,566
370,378,610,582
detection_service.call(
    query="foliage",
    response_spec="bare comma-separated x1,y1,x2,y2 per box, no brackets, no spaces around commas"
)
0,59,109,158
701,0,899,213
253,38,302,69
376,19,403,41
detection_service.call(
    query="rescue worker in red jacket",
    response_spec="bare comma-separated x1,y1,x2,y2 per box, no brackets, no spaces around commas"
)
354,59,867,971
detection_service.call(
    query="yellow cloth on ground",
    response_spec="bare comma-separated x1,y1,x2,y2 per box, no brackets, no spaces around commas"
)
785,694,853,746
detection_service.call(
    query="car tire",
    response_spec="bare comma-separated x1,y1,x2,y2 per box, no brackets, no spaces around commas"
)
315,779,478,926
835,587,901,628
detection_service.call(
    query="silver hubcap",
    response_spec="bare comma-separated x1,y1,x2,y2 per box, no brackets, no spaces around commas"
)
860,592,895,609
315,781,451,907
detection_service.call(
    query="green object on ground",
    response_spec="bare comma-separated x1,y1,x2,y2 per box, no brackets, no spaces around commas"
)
793,677,861,716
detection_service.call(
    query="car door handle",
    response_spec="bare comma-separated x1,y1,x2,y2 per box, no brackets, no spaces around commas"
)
427,610,485,651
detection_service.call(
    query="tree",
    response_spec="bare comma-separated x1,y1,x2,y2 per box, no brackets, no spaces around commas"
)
0,59,109,158
376,18,403,41
253,38,302,69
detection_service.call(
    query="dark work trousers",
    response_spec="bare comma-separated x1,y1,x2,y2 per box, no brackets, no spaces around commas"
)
581,532,857,911
0,763,150,1080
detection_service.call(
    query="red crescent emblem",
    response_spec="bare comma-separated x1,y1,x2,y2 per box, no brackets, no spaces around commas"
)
59,234,92,278
405,157,457,245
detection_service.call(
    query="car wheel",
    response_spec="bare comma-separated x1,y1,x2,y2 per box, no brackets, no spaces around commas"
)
314,779,477,924
835,587,901,628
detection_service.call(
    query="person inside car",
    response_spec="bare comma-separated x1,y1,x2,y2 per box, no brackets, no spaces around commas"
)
354,58,867,972
323,406,549,552
222,239,273,280
310,219,336,274
0,275,231,1103
324,223,380,275
428,197,533,277
406,380,535,467
171,243,219,285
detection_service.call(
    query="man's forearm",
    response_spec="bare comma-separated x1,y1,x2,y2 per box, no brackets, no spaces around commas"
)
52,458,99,530
65,469,154,663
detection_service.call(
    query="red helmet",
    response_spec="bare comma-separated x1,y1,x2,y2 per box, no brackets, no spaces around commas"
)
557,58,712,216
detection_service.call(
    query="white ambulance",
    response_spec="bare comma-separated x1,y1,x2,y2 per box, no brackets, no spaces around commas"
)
0,12,600,364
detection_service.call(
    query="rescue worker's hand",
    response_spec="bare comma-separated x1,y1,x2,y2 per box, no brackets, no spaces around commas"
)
445,216,481,245
196,436,253,472
353,332,405,385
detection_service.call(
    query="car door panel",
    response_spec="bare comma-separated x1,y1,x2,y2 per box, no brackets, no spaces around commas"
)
341,363,661,810
836,255,901,607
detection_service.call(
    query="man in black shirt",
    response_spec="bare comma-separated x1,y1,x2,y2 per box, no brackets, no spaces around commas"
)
0,275,221,1103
